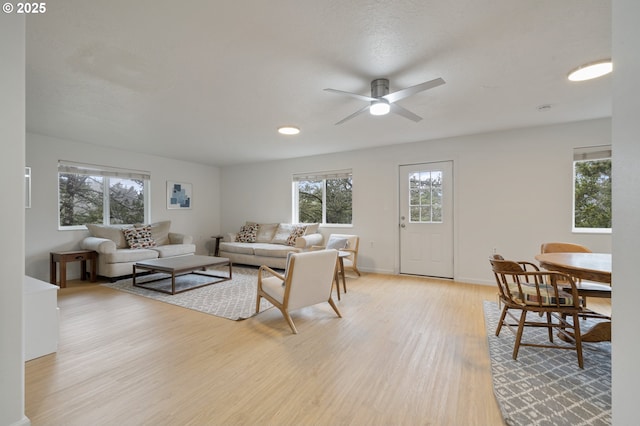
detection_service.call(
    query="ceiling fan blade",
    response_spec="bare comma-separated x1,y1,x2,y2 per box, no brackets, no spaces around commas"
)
324,88,377,103
334,104,371,125
383,77,445,104
390,103,423,122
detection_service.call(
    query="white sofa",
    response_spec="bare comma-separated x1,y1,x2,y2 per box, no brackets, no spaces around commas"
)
219,222,323,269
81,220,196,280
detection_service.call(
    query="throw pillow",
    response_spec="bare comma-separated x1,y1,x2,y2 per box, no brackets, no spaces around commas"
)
271,223,296,245
326,236,349,250
135,220,171,246
235,224,258,243
286,225,307,246
123,226,157,249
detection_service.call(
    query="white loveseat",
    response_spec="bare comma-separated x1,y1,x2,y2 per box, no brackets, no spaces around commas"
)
81,220,196,280
219,222,323,269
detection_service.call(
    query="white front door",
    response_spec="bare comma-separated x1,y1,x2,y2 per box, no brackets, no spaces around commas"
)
399,161,453,278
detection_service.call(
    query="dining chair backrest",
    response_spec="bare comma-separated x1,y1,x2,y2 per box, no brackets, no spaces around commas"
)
540,242,592,254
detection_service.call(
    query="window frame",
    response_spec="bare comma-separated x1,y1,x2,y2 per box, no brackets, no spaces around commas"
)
57,161,151,230
292,169,353,226
571,146,612,234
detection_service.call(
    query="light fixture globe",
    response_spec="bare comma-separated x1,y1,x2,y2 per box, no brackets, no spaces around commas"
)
369,100,390,116
568,59,613,81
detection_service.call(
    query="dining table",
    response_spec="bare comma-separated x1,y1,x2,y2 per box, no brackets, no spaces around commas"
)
534,252,611,342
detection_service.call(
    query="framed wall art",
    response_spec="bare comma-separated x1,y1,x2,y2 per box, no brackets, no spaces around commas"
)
167,181,192,209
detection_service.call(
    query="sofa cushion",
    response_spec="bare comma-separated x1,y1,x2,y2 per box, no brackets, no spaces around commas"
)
219,242,256,255
253,244,301,258
86,223,130,249
271,223,296,245
303,223,320,235
256,223,279,243
152,244,196,258
104,248,159,263
286,225,307,246
149,220,171,245
236,224,258,243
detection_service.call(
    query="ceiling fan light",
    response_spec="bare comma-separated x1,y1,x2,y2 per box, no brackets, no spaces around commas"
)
370,101,390,116
278,126,300,135
568,59,612,81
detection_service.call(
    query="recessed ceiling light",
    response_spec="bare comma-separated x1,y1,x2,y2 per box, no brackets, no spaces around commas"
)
278,126,300,135
568,59,612,82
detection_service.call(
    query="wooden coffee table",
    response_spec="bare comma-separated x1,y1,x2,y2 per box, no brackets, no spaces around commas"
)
132,255,232,295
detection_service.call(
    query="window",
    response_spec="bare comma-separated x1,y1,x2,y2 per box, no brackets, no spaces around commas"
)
58,161,150,229
409,170,443,223
573,146,611,233
293,170,352,225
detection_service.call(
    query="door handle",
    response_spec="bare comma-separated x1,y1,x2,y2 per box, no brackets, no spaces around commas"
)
400,223,406,228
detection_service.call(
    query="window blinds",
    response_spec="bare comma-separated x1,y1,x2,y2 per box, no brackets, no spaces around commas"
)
573,145,612,161
292,169,352,182
58,160,151,180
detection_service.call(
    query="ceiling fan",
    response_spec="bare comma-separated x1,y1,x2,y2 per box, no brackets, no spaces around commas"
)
324,77,445,125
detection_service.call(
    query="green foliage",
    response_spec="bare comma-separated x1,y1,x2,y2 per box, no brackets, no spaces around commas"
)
298,180,322,223
59,174,145,227
297,177,352,224
59,174,104,226
109,179,145,224
574,159,611,228
326,178,352,224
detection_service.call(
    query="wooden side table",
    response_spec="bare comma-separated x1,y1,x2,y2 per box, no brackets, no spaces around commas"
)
210,235,224,257
50,250,97,288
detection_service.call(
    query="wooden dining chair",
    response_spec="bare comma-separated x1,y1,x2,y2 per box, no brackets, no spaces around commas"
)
540,242,612,307
490,255,600,368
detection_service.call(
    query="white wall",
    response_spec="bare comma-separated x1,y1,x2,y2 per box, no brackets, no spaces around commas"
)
0,12,29,426
25,133,222,282
612,0,640,423
221,118,612,284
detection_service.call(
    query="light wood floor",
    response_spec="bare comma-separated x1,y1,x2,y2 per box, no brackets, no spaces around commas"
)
25,272,611,426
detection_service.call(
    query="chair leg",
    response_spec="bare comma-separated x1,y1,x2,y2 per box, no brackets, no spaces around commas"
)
281,310,298,334
572,313,584,369
255,294,262,314
496,305,509,336
512,310,527,360
546,312,554,343
328,297,342,318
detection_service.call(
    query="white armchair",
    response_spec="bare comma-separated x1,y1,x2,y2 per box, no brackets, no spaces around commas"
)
256,249,341,334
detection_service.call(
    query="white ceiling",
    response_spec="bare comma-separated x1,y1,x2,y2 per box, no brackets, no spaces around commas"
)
26,0,612,167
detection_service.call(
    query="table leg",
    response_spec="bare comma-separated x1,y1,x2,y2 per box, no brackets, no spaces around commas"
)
49,253,56,285
59,260,67,288
171,272,176,295
81,260,87,281
132,265,137,287
89,255,97,282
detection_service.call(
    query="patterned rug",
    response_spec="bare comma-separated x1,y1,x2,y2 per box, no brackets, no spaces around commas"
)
483,301,611,426
103,266,273,320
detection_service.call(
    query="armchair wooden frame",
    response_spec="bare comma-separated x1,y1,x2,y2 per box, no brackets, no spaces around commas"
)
490,255,609,369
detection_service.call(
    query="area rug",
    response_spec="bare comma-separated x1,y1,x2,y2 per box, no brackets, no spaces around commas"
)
483,301,611,426
102,266,273,320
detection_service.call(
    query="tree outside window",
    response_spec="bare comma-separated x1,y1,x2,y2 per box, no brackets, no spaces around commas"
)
573,146,611,232
58,162,149,229
294,171,352,225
